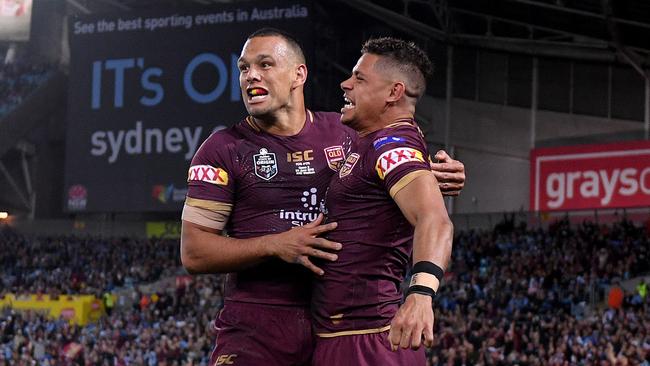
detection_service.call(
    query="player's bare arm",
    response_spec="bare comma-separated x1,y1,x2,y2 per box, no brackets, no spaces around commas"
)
430,150,465,196
181,214,341,276
388,171,453,351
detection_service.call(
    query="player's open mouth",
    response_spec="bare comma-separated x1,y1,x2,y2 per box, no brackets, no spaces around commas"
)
341,96,355,113
246,87,269,102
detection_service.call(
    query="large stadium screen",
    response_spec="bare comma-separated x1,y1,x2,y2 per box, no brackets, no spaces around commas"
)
64,1,312,212
0,0,32,41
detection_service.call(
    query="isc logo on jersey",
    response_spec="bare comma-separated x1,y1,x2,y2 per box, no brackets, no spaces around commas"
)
187,165,228,185
375,147,425,179
215,354,237,365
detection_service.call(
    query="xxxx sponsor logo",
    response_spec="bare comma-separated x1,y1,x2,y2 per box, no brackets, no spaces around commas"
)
375,147,424,180
188,165,228,185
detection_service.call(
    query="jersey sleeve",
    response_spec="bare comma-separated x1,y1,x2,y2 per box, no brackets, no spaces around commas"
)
372,127,431,198
185,131,237,211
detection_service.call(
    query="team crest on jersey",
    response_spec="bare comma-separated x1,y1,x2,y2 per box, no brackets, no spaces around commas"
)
253,148,278,180
375,147,425,180
339,153,360,178
324,146,345,171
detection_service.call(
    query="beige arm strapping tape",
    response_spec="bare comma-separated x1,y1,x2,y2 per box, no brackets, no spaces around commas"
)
181,198,232,230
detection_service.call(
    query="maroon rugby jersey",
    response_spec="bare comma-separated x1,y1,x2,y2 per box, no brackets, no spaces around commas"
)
185,110,355,305
312,120,432,334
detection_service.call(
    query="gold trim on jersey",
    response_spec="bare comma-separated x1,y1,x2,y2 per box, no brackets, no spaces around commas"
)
384,121,414,129
329,313,344,325
316,325,391,338
185,197,233,212
389,170,431,198
246,110,313,130
245,116,261,132
359,118,416,137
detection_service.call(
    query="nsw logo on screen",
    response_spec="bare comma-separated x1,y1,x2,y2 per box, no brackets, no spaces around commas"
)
67,184,88,211
152,184,187,204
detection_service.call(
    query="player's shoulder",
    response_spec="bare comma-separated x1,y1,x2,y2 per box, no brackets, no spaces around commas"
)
311,111,357,140
199,124,243,149
380,121,423,136
311,111,345,128
192,125,246,162
311,110,341,122
371,122,424,150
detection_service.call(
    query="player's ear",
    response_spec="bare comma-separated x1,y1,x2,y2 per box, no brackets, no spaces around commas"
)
293,63,308,88
387,82,406,103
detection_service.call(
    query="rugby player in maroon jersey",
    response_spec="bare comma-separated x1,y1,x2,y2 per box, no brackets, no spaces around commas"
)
311,38,453,365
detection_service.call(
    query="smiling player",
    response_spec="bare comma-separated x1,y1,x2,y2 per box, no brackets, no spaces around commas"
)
312,37,454,366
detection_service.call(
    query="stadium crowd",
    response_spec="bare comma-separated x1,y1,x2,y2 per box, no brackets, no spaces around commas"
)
0,274,222,365
428,217,649,365
0,218,648,365
0,228,180,297
0,59,52,118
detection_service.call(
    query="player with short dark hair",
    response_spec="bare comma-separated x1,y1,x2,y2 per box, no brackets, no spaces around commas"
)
181,30,462,365
311,37,453,365
247,27,306,64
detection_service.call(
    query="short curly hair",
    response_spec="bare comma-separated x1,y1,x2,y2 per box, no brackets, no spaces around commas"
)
361,37,433,99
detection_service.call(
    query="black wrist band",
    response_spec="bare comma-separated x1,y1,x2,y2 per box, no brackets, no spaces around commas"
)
406,285,436,298
412,261,444,283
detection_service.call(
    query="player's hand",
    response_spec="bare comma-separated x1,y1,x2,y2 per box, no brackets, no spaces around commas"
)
430,150,465,196
388,294,434,351
270,214,341,275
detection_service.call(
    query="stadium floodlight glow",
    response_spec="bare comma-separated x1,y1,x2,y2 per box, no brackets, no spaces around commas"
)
0,212,8,219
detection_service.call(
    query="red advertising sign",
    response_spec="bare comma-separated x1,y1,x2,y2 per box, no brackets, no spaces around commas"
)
531,141,650,211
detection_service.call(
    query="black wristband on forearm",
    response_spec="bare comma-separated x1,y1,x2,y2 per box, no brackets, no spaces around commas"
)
406,285,436,298
412,261,444,283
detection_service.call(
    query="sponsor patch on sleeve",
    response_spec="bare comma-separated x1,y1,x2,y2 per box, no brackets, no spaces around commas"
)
373,136,405,150
375,147,425,180
188,165,229,185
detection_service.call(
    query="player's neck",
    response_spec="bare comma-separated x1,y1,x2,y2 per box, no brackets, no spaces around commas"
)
253,105,307,137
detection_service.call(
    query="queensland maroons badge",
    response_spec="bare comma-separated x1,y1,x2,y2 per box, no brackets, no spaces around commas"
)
324,145,345,171
339,153,360,178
